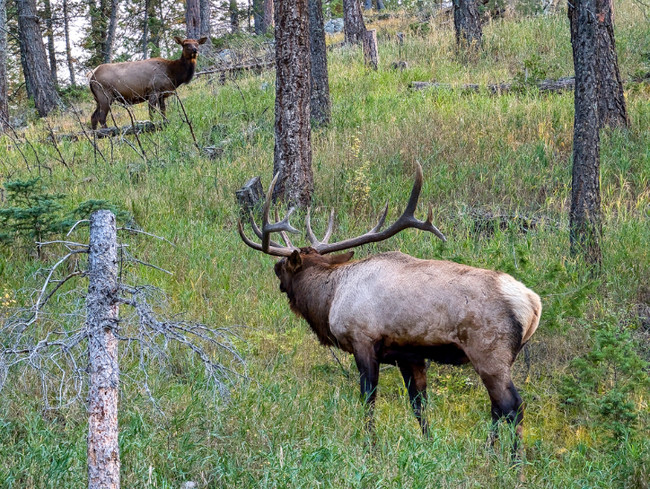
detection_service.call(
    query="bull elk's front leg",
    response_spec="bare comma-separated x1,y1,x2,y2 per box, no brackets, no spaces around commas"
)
397,360,429,437
353,346,379,434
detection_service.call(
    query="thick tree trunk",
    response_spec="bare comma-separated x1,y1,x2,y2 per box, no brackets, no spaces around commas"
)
309,0,330,126
569,0,602,266
594,0,628,128
453,0,482,49
199,0,211,43
343,0,366,44
104,0,119,64
0,0,8,129
16,0,60,116
43,0,58,86
273,0,313,207
62,0,76,85
186,0,200,39
362,28,378,69
87,210,120,489
142,0,149,58
263,0,273,30
19,37,35,100
230,0,239,32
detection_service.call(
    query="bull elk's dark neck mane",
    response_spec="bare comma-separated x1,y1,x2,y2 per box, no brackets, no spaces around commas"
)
168,54,197,88
283,252,349,348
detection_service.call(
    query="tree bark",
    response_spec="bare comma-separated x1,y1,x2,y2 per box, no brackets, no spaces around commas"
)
253,0,264,33
229,0,239,32
199,0,211,43
62,0,76,85
309,0,330,126
362,28,378,69
87,210,121,489
263,0,273,30
42,0,58,86
104,0,119,64
273,0,313,207
453,0,482,49
16,0,60,116
343,0,366,44
569,0,602,266
142,0,148,58
186,0,200,39
0,0,8,129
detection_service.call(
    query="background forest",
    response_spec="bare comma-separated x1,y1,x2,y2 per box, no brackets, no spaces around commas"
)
1,0,650,487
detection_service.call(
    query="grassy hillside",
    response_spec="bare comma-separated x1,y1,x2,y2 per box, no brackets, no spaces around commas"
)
2,3,650,487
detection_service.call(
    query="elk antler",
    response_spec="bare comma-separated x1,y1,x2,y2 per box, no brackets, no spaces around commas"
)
305,162,446,254
237,173,300,257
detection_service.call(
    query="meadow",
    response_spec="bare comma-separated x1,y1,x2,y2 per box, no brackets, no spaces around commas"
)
1,3,650,487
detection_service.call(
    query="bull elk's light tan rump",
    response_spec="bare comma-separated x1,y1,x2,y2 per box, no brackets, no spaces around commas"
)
89,37,207,130
239,163,541,458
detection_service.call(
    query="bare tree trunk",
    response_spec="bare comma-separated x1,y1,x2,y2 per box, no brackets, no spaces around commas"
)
104,0,119,64
62,0,76,85
568,0,602,266
273,0,313,207
263,0,273,30
0,0,8,129
230,0,239,32
362,28,378,69
142,0,149,58
253,0,264,33
453,0,482,49
594,0,628,128
43,0,58,86
309,0,330,126
199,0,211,45
343,0,365,44
186,0,200,39
16,0,60,116
87,210,121,489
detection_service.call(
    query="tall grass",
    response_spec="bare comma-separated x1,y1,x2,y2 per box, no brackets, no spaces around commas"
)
1,3,650,487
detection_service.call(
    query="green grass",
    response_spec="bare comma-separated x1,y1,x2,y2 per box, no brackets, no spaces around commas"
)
2,3,650,487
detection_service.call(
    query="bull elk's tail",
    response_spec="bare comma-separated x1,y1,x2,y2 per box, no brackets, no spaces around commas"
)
498,274,542,347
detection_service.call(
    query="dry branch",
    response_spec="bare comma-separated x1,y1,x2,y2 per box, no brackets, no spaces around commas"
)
410,77,576,94
51,121,168,142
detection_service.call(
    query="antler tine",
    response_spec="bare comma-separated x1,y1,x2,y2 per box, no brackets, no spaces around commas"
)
321,210,335,244
306,208,336,246
238,220,295,257
248,211,283,248
261,173,299,253
275,208,295,248
311,163,446,254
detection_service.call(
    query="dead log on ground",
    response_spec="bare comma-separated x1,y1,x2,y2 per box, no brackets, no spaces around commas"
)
410,77,576,94
51,121,167,142
195,60,274,83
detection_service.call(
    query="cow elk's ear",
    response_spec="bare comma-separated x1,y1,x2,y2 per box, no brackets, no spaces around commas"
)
287,250,303,273
198,37,208,45
173,36,184,45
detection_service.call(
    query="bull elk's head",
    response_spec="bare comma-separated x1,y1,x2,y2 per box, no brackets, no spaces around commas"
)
174,36,208,60
238,163,447,283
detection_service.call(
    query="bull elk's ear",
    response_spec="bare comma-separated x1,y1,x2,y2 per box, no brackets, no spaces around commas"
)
173,36,183,45
287,250,303,273
198,37,208,45
329,251,354,265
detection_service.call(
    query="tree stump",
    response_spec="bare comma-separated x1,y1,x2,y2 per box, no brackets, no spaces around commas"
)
236,177,265,216
363,29,379,70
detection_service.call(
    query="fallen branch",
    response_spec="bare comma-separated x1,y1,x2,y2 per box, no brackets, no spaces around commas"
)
51,121,168,142
410,77,576,94
195,60,274,80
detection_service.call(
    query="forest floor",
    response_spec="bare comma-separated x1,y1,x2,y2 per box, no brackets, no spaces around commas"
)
2,3,650,487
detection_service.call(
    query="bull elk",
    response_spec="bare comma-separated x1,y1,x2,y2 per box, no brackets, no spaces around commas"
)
89,36,207,130
238,164,541,453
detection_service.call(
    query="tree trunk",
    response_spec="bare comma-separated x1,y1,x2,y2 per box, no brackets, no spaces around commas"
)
19,36,35,100
199,0,211,43
142,0,148,58
273,0,313,207
62,0,76,85
263,0,273,30
309,0,330,126
453,0,482,49
0,0,8,129
362,28,378,69
16,0,60,116
253,0,264,33
568,0,602,266
104,0,119,64
343,0,365,44
87,210,121,489
594,0,628,128
186,0,200,39
230,0,239,32
42,0,58,86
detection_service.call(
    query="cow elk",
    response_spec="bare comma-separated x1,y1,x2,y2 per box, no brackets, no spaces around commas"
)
89,36,207,129
238,164,541,454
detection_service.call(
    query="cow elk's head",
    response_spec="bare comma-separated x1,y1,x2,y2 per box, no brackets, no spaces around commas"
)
239,163,447,285
174,36,208,60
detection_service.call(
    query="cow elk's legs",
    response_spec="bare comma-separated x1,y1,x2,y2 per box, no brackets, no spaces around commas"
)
398,360,429,437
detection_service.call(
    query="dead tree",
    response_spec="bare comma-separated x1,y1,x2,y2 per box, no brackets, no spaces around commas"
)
569,0,602,265
309,0,331,126
273,0,313,207
87,210,120,489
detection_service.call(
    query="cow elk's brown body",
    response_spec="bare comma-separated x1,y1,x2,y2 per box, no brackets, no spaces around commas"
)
89,37,206,130
239,164,542,453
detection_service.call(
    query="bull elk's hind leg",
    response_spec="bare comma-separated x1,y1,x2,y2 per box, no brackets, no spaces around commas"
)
353,345,380,434
397,359,429,437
